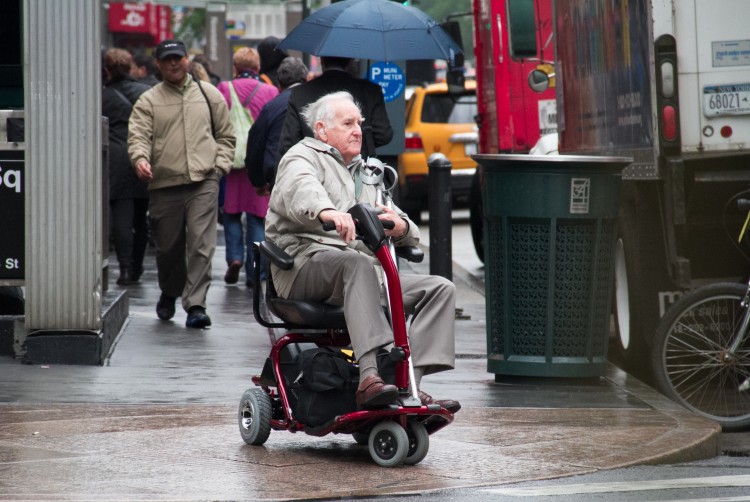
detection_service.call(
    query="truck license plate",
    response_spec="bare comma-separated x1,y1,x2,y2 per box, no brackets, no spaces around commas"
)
703,84,750,116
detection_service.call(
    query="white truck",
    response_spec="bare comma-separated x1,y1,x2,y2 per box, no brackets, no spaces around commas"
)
544,0,750,377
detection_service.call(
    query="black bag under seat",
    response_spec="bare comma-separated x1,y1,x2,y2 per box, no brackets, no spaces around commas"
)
292,347,398,427
294,347,359,426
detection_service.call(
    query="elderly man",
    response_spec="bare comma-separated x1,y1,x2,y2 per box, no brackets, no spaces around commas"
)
265,91,459,412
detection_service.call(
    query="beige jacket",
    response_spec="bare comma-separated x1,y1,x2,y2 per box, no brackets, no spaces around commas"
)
128,75,235,190
265,137,419,298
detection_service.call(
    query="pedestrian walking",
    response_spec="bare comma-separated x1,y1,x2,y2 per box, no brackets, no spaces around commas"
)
216,47,279,288
189,61,212,84
131,53,160,86
192,54,222,87
257,36,288,89
246,57,308,192
276,56,393,163
128,39,235,329
102,48,152,286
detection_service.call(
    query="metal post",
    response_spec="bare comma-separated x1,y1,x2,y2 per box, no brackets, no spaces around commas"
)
428,153,452,280
301,0,311,69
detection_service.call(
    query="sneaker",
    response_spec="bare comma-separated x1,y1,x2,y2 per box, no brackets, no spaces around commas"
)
224,260,242,284
156,294,176,321
186,306,212,329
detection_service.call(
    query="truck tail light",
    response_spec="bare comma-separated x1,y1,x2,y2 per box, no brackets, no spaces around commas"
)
655,35,680,154
721,125,733,138
662,105,677,141
660,61,675,98
404,133,424,152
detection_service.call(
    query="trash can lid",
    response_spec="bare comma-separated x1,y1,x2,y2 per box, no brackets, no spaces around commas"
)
473,154,633,174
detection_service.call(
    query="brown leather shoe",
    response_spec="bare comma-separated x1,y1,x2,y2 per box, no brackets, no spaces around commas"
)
418,390,461,413
356,374,398,409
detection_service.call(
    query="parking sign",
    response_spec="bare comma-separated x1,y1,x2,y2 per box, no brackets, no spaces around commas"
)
369,61,405,103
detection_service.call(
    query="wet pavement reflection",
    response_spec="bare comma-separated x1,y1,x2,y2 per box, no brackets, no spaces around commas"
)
0,236,722,500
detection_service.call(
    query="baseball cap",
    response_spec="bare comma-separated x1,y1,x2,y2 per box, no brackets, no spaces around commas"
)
155,39,187,60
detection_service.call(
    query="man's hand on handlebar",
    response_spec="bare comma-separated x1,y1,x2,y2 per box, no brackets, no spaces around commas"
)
319,209,357,243
376,204,407,239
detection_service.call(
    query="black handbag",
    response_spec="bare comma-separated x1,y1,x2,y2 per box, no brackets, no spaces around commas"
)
292,347,398,427
294,348,359,427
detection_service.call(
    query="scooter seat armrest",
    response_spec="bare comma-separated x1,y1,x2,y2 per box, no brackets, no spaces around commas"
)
395,246,424,263
259,241,294,270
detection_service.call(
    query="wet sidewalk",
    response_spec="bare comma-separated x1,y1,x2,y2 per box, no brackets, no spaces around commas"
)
0,237,721,501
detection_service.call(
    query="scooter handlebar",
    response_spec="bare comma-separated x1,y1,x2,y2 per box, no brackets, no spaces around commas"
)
320,204,393,252
321,219,395,232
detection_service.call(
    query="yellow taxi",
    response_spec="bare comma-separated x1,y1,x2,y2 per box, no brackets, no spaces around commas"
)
397,80,477,222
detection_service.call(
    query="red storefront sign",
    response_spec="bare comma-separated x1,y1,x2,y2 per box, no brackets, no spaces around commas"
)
109,2,172,43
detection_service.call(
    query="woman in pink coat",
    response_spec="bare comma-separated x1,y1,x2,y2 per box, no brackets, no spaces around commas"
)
216,47,279,287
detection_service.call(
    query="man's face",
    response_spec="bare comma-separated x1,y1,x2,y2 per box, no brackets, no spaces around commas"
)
155,55,189,85
321,100,363,163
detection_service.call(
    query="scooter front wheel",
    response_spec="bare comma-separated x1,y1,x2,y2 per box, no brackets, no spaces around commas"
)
404,419,429,465
368,421,409,467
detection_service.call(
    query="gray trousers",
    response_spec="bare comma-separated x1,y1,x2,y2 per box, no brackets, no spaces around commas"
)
148,175,220,312
288,250,456,375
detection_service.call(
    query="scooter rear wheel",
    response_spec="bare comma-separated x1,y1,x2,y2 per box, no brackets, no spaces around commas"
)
368,421,409,467
238,388,272,445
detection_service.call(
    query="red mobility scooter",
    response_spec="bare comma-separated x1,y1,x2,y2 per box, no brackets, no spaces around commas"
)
239,203,454,467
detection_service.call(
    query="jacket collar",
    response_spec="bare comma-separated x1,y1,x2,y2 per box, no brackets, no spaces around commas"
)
300,137,362,167
162,73,193,92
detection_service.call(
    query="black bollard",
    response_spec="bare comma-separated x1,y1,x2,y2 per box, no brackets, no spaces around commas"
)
428,153,452,281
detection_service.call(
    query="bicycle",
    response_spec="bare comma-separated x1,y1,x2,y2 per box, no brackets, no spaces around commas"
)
650,197,750,431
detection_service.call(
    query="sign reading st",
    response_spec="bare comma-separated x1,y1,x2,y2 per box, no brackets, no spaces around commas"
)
0,150,24,280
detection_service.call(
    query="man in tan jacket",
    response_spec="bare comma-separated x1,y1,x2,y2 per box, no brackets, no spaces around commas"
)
266,91,459,412
128,39,235,329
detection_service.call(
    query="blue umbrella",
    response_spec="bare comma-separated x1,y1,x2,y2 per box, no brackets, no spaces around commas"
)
277,0,462,63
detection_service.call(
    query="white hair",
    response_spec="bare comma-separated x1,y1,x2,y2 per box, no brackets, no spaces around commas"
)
300,91,362,135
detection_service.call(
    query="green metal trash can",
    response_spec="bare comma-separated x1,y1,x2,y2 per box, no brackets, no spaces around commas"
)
475,154,632,378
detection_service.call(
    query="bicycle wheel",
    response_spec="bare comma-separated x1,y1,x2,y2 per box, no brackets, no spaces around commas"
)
651,282,750,431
